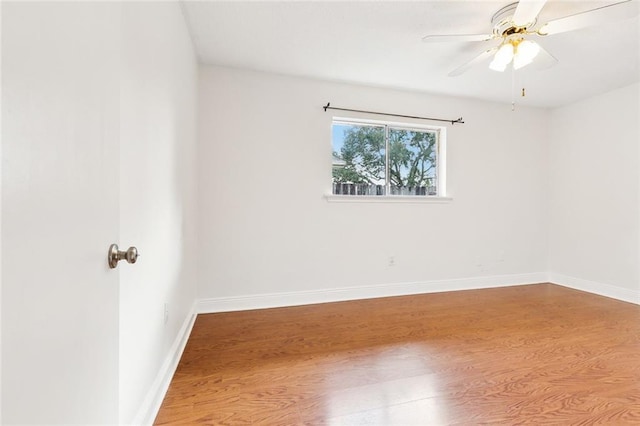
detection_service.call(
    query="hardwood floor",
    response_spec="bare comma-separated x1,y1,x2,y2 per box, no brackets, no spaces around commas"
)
154,284,640,425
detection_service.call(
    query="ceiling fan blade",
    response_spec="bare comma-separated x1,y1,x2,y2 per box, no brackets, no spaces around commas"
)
513,0,548,27
448,47,498,77
422,34,493,43
538,0,639,36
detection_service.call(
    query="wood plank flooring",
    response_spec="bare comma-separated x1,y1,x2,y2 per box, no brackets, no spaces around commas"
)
155,284,640,425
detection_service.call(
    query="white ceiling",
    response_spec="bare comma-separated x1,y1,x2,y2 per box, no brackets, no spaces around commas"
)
181,0,640,108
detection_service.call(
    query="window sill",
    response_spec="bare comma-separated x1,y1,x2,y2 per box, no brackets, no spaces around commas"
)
324,194,453,204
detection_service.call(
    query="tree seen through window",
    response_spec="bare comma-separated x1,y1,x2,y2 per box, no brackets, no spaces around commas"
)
332,121,438,196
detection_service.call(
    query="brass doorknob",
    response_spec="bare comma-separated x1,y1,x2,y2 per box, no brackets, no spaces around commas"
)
108,244,139,269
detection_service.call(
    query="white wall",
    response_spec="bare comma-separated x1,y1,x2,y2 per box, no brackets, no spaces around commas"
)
197,66,549,307
549,83,640,302
119,2,198,424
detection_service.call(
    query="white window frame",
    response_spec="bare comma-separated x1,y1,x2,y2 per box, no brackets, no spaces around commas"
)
328,116,449,203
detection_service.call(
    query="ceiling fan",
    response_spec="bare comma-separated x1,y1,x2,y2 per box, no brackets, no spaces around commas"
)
423,0,639,77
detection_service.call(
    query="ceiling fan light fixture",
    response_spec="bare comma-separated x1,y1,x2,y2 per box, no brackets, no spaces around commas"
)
489,60,508,72
513,40,541,69
489,42,514,72
513,54,532,70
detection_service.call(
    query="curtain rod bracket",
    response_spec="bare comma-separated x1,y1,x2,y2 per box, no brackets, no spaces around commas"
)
322,102,463,125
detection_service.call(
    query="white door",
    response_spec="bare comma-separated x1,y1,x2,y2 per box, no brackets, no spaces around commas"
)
2,2,122,423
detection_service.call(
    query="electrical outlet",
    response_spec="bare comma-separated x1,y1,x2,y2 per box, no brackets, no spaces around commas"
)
163,303,169,325
388,256,395,266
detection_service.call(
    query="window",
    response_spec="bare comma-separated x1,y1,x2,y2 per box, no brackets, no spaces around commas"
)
331,118,445,197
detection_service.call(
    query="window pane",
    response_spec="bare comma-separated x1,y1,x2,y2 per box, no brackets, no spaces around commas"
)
388,128,437,196
332,123,386,195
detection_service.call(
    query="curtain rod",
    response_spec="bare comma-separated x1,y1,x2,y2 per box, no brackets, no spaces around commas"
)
322,102,464,125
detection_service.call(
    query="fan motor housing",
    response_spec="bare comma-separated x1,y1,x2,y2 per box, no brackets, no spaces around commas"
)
491,2,536,37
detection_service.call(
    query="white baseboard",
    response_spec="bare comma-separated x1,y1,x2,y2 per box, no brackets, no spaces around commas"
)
550,272,640,305
133,301,198,426
197,272,548,314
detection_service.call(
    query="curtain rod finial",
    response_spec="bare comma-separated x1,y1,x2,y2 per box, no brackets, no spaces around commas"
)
323,102,330,112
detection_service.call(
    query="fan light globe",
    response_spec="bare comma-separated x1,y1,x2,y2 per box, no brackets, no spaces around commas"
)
489,60,507,72
513,40,541,70
489,43,514,72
